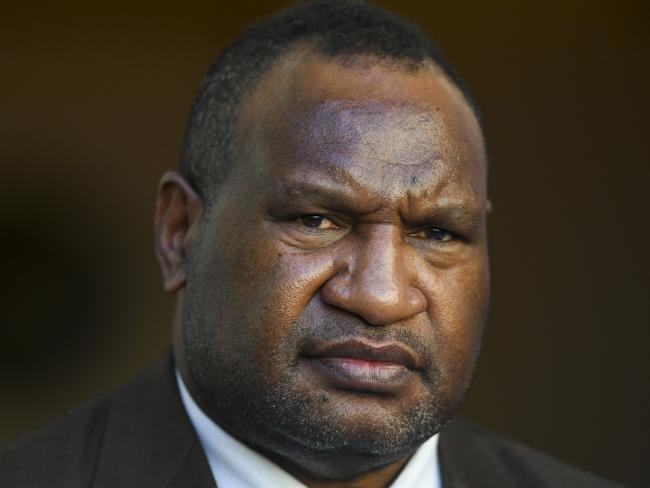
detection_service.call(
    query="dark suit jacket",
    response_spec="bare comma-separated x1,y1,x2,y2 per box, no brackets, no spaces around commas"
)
0,354,623,487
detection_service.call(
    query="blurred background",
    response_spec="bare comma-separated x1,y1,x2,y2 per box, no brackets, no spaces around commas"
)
1,0,648,485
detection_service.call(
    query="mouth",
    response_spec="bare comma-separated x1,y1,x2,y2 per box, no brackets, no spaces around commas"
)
300,338,422,394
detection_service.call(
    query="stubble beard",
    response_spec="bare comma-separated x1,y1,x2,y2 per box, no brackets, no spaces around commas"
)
182,308,473,476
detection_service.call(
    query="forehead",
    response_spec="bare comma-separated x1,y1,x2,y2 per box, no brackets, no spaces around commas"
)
234,49,486,200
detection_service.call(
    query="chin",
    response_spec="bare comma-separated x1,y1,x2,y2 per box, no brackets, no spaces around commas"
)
251,383,452,460
252,406,450,481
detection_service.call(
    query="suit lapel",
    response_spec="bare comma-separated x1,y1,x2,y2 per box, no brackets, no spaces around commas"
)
438,418,518,488
166,441,218,488
90,352,216,488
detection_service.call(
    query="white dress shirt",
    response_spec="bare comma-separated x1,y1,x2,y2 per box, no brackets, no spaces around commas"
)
177,371,442,488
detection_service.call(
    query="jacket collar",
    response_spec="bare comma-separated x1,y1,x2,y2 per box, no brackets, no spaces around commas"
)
91,351,216,488
438,417,518,488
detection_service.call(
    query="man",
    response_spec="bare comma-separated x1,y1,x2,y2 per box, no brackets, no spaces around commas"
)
0,1,622,487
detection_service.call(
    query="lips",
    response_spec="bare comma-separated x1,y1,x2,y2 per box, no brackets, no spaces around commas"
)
300,338,422,393
305,339,421,369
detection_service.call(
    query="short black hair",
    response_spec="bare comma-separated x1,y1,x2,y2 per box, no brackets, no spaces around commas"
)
179,0,480,201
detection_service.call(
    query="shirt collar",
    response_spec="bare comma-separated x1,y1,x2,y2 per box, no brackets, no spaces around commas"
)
176,370,441,488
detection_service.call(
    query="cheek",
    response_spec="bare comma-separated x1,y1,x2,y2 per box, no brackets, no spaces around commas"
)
256,250,339,348
423,256,489,386
193,218,338,358
185,215,282,362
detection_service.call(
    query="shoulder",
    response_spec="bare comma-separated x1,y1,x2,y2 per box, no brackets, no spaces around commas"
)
0,352,203,488
439,417,625,488
0,393,112,488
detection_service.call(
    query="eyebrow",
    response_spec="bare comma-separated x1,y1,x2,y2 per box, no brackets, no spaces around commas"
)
274,175,482,228
276,177,383,215
403,203,481,231
404,187,481,222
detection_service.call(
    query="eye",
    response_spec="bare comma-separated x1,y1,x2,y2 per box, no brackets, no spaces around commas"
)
410,227,455,242
299,215,339,230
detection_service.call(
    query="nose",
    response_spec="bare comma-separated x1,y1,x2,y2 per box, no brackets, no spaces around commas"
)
320,225,427,325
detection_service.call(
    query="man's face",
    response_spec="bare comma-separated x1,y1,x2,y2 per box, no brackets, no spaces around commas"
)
181,52,489,473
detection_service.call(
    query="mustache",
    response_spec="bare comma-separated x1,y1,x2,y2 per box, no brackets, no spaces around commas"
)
288,311,437,373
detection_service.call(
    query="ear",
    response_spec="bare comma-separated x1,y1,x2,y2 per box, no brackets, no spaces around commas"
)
154,171,203,293
486,199,493,215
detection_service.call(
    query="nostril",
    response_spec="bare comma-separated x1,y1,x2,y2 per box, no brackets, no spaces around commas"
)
320,274,352,307
321,271,427,326
407,287,427,314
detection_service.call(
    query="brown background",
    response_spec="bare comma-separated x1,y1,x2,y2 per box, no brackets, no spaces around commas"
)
1,1,648,486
